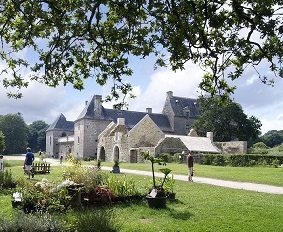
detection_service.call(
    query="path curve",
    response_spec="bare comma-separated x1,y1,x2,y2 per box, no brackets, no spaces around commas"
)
4,156,283,195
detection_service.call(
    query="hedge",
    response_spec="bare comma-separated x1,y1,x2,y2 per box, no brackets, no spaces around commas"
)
199,154,283,167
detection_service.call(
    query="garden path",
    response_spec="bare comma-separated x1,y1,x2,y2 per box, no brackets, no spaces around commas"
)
4,156,283,195
106,167,283,195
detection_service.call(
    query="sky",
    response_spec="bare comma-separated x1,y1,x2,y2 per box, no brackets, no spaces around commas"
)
1,54,283,136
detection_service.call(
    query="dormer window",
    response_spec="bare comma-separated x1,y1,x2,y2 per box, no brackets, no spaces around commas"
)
61,132,67,137
183,106,190,118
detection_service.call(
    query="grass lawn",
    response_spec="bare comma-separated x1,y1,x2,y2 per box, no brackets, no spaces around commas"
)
1,159,283,231
95,161,283,186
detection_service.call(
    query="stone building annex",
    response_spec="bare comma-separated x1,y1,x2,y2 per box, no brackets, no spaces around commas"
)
46,91,220,162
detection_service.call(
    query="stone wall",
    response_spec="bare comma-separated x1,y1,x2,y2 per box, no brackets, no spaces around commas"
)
214,141,247,154
74,118,111,158
155,137,186,154
46,130,74,158
128,115,165,148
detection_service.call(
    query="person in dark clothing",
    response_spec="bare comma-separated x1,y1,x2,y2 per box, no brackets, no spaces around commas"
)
187,151,194,182
24,147,35,179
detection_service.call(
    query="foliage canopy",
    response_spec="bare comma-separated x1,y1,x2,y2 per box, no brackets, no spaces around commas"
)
1,1,283,105
0,130,5,154
0,114,28,154
27,120,49,152
192,96,262,144
260,130,283,147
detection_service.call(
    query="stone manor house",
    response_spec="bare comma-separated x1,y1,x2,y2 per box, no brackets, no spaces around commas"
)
46,91,227,162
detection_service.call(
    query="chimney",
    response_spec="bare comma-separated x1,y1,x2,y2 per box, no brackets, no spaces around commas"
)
94,95,102,116
117,118,125,125
166,91,173,98
207,132,213,142
85,101,88,106
146,108,152,113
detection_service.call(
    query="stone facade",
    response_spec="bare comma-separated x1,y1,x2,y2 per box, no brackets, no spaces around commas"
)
98,115,165,162
45,114,74,158
46,91,200,159
214,141,247,154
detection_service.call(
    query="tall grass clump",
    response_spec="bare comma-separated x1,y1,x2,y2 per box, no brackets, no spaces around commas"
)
67,207,121,232
0,211,65,232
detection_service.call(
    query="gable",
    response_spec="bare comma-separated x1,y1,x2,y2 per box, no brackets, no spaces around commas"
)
98,122,116,139
128,115,165,147
46,113,74,132
129,115,164,136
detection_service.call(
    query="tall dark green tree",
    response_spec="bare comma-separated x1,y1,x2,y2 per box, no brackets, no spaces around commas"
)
260,130,283,148
192,97,262,145
0,1,282,105
27,120,49,152
0,130,5,154
0,114,28,154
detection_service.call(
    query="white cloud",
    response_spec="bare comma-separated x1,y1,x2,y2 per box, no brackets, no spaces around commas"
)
128,62,203,113
1,53,283,135
245,75,258,86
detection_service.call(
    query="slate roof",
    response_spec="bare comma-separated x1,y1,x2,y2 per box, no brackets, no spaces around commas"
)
76,96,110,120
46,113,74,132
169,96,199,118
165,134,219,153
76,95,173,133
104,109,172,133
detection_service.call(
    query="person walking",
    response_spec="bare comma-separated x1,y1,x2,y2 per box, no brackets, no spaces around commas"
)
187,151,194,182
0,155,3,172
60,153,63,165
24,147,35,179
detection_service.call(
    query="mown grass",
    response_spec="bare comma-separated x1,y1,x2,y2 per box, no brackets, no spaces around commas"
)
2,169,283,231
2,158,283,231
93,161,283,186
4,158,283,186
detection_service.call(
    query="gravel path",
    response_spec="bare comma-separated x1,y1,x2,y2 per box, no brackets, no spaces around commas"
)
4,156,283,195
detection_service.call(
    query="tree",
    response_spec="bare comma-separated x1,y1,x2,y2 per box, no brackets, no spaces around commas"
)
0,114,28,154
250,142,269,154
192,96,262,145
0,130,5,154
0,1,282,105
27,120,49,152
260,130,283,148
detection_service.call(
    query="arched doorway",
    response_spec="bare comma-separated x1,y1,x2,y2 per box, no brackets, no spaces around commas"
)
99,147,106,161
114,146,120,161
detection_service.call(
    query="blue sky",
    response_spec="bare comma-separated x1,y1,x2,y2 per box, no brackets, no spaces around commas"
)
0,52,283,135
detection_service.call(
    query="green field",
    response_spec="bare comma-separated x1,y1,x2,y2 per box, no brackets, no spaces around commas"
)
1,158,283,231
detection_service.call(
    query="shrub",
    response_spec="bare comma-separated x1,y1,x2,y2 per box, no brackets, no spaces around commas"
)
106,174,146,197
250,142,269,154
0,211,65,231
0,169,17,189
172,153,183,163
156,153,171,163
199,153,283,167
69,207,121,232
199,154,214,165
63,164,106,193
14,178,75,213
83,156,91,161
212,154,225,166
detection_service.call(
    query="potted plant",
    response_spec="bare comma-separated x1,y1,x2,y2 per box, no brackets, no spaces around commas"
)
163,174,176,199
111,159,120,173
96,159,102,169
140,151,171,208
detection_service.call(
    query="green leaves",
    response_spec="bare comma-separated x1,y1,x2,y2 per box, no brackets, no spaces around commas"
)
193,96,261,143
0,0,282,102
